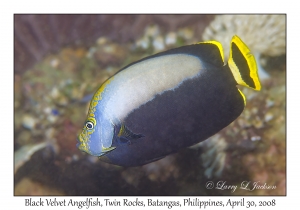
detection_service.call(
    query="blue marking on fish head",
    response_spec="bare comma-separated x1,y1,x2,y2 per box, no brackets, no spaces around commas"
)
77,76,116,157
77,108,115,156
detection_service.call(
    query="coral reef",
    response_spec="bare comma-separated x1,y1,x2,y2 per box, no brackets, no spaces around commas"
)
202,15,286,58
197,135,227,179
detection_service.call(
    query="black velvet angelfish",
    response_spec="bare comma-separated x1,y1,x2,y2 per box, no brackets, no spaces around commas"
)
77,35,261,167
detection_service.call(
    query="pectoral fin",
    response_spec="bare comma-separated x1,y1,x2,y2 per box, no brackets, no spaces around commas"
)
117,124,144,143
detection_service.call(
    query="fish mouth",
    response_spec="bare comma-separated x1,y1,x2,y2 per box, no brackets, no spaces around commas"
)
77,132,109,157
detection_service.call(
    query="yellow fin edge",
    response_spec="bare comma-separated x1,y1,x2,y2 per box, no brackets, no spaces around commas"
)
102,145,116,153
198,40,225,64
237,88,246,106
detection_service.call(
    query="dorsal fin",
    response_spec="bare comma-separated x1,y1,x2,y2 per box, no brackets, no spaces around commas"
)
197,40,225,64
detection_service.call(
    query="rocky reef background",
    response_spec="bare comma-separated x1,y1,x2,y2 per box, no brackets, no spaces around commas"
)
14,14,286,195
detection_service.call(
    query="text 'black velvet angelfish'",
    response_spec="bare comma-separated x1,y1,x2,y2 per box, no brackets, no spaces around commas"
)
77,35,261,167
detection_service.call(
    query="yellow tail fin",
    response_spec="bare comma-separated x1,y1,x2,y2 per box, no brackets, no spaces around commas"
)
228,35,261,91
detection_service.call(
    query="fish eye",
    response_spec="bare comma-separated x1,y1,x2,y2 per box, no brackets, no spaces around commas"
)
85,121,94,130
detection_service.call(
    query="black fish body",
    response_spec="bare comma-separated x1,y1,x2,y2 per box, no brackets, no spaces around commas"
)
77,35,261,167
